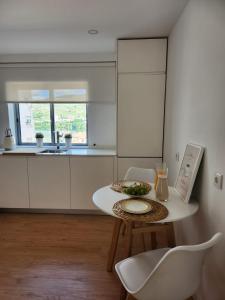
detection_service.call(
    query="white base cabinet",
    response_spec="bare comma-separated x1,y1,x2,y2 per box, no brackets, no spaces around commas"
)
0,155,115,210
0,156,29,208
0,155,160,209
28,156,70,209
70,156,114,210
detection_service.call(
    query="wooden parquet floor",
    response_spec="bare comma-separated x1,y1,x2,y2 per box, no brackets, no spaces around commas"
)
0,214,122,300
0,213,169,300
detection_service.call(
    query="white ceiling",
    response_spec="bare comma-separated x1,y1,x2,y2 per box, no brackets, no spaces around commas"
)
0,0,188,54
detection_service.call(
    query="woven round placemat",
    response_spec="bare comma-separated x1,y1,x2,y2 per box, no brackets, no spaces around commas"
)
112,198,168,222
111,181,151,195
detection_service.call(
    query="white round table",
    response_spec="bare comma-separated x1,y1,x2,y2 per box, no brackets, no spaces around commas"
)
93,185,199,223
93,184,199,271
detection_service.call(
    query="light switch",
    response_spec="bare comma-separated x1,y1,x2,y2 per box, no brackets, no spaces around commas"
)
214,173,223,190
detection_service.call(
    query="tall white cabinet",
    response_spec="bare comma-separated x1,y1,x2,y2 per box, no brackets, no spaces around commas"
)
117,38,167,179
118,73,165,157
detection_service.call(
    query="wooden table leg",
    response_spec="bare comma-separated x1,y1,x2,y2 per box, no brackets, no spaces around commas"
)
126,294,136,300
121,222,126,236
107,218,122,272
141,232,146,251
123,221,134,258
150,232,157,249
167,222,176,247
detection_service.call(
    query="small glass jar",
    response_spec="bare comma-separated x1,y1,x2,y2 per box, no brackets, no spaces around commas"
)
154,162,168,190
156,174,169,202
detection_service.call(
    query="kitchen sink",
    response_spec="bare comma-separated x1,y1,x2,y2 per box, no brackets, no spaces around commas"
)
40,149,68,154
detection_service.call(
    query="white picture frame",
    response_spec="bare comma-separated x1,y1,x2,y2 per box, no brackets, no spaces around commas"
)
175,143,204,203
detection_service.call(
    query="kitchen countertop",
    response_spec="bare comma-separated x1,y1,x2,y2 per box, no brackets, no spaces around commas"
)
63,148,116,156
0,147,45,155
0,147,117,156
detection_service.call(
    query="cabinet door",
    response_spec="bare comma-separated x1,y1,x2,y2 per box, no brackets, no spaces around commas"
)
28,157,70,209
118,39,167,73
0,156,29,208
118,73,165,157
117,157,161,181
70,156,114,210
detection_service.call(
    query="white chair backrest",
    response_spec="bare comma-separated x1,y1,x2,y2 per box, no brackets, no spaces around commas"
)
124,167,155,183
135,233,222,300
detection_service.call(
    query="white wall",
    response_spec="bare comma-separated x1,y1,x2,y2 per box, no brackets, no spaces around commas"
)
164,0,225,299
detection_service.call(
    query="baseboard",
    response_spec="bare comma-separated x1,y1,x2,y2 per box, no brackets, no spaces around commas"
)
0,208,106,215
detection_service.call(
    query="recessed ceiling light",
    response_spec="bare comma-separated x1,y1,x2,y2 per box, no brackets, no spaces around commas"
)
88,29,98,35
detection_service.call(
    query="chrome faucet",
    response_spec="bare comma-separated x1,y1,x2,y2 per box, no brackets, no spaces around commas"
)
56,131,63,150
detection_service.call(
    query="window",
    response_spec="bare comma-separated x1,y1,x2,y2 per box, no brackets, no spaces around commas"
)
18,103,51,143
54,104,87,144
16,102,87,145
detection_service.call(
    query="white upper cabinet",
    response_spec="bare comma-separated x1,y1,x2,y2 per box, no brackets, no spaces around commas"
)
0,156,29,208
118,73,165,157
28,156,70,209
118,39,167,73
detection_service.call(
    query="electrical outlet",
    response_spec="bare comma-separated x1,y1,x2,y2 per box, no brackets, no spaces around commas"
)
214,173,223,190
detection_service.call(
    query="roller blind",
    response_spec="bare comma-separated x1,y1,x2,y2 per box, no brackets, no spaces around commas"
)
0,62,115,103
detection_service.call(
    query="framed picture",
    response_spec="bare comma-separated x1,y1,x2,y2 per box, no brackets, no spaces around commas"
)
175,143,204,203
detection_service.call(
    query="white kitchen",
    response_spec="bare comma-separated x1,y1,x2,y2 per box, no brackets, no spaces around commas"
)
0,1,225,300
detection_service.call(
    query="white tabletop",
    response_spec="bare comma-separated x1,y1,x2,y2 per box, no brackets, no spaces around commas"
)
93,185,199,223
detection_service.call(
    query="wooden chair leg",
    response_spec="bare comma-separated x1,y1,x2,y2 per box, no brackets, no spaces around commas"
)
120,285,127,300
107,218,122,272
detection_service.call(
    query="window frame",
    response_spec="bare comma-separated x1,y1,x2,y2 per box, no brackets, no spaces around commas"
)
15,103,88,146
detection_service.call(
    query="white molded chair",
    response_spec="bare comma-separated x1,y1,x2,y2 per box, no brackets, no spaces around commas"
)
124,167,155,183
115,233,222,300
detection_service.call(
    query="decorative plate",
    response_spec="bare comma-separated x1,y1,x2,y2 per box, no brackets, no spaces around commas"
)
120,199,152,214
